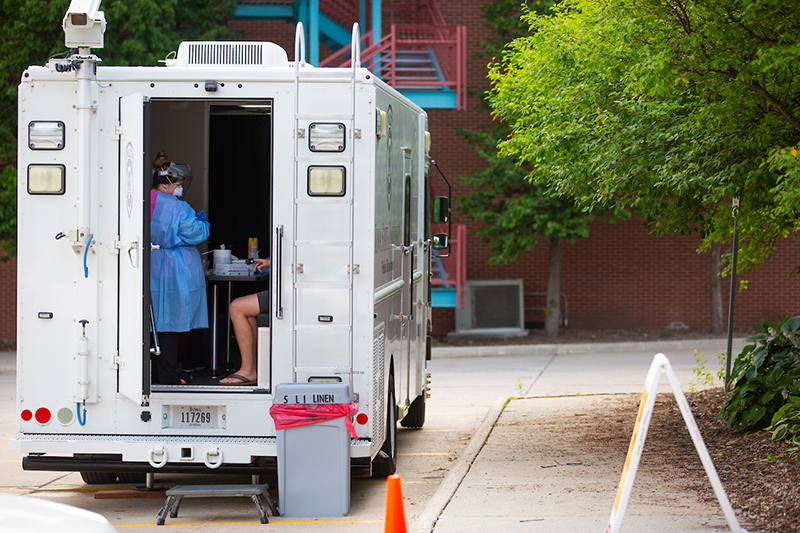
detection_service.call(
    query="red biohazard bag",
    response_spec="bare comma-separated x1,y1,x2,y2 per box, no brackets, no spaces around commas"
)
269,402,359,439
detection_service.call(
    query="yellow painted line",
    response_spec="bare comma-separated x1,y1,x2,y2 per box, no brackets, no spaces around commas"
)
114,519,384,527
32,486,119,492
415,429,472,432
353,479,433,484
398,452,450,456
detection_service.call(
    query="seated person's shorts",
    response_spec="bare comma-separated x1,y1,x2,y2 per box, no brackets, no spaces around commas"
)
256,290,269,314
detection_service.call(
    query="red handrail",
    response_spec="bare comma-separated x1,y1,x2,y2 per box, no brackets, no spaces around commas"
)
319,0,359,28
319,30,374,67
323,23,466,110
422,0,446,26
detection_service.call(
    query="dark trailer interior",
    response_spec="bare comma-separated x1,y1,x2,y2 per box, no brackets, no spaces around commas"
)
147,99,273,390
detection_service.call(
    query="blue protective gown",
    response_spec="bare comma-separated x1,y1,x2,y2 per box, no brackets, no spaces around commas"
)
150,191,210,333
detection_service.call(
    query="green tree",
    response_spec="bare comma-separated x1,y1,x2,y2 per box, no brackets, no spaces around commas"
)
489,0,800,274
0,0,237,257
459,125,595,336
459,0,597,337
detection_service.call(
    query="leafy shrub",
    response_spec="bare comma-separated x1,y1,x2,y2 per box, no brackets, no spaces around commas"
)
758,314,793,335
689,349,725,393
720,316,800,431
769,397,800,455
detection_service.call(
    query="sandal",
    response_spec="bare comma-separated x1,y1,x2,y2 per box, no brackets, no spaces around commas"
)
219,373,257,386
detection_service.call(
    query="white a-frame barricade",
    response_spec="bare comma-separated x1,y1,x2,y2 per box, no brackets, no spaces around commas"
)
605,353,747,533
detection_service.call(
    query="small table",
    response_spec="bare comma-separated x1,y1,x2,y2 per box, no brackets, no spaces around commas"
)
206,273,268,377
156,483,278,525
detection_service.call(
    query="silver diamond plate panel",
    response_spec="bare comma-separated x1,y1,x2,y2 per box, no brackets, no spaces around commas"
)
372,323,386,454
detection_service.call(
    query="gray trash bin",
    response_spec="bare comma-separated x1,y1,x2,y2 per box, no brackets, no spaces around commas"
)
273,382,353,517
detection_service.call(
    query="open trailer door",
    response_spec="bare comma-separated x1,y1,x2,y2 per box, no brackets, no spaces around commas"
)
117,92,151,405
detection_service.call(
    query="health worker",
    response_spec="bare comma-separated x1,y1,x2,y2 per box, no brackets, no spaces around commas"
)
150,150,210,385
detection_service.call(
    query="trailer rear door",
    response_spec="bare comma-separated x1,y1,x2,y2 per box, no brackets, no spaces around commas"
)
117,93,150,404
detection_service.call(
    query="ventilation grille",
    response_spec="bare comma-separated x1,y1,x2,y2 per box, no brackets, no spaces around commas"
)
175,42,289,68
188,43,262,65
455,279,526,333
472,284,521,329
372,324,386,454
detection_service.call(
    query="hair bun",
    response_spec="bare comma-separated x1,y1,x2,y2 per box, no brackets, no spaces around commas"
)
152,150,170,171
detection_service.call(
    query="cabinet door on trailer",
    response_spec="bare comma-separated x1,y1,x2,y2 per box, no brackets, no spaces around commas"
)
117,93,150,404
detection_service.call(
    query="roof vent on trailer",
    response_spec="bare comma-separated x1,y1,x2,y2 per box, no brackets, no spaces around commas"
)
173,42,289,68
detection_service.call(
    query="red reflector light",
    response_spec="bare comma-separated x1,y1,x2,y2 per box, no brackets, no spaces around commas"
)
356,413,368,425
21,409,33,422
35,407,51,425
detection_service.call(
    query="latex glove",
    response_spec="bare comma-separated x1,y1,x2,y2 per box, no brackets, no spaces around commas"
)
196,210,206,222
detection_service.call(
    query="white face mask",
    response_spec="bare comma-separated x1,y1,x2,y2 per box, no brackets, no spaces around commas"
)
172,185,184,198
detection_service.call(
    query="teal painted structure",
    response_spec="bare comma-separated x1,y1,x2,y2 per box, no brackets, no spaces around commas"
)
431,288,456,307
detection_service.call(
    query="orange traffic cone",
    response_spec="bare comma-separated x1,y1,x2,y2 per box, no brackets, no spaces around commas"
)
384,474,407,533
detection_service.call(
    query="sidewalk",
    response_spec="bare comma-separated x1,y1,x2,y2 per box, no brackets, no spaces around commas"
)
0,351,14,374
415,337,747,533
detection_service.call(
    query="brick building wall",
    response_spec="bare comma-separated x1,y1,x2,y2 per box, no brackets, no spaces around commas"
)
0,256,16,345
431,217,800,336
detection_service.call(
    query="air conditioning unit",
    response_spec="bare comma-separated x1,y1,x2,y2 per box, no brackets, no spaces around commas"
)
174,42,290,68
454,279,527,336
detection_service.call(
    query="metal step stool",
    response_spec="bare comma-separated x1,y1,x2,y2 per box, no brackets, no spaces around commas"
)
156,483,278,525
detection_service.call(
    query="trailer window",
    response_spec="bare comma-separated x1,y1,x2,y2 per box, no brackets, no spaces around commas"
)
27,164,65,195
308,166,345,196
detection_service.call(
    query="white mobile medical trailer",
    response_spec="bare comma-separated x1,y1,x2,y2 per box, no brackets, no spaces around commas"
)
12,2,449,483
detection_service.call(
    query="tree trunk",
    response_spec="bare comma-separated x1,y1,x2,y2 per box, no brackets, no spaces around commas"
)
710,242,723,333
545,236,563,337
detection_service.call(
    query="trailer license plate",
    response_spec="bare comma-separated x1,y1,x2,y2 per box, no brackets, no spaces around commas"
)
175,406,217,429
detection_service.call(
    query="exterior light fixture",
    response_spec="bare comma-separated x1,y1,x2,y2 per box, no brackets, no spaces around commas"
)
29,121,65,150
28,164,66,195
309,123,345,152
308,166,345,196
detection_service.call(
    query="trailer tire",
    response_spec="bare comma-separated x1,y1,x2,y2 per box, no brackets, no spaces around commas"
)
117,472,146,484
400,392,426,429
372,385,397,478
80,471,117,485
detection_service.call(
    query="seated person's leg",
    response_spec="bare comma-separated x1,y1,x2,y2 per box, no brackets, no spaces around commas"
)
219,292,262,384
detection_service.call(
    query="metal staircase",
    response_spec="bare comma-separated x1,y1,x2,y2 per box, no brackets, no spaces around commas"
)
233,0,466,109
395,49,444,89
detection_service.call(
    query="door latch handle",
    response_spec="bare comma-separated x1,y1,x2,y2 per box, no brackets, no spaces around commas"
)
128,240,139,268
